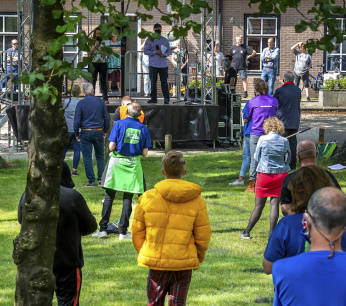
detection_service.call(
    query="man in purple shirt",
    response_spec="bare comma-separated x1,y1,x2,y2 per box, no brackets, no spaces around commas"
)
245,78,277,192
144,23,172,104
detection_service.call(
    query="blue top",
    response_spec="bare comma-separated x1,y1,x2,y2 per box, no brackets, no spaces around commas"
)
273,251,346,306
264,213,305,263
247,94,277,136
73,94,110,136
109,117,151,156
254,131,291,174
144,36,172,68
242,101,252,136
63,97,80,133
261,46,280,69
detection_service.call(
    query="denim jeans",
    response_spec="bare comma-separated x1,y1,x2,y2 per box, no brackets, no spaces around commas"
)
240,135,251,177
283,129,298,170
249,134,261,181
80,130,105,183
149,66,169,101
63,132,81,170
1,65,18,91
261,68,276,96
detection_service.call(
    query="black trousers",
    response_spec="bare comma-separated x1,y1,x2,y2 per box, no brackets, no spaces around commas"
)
283,129,298,170
149,66,169,101
54,267,82,306
99,189,134,234
92,62,108,101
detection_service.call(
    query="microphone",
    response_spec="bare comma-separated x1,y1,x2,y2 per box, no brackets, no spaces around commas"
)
156,45,160,50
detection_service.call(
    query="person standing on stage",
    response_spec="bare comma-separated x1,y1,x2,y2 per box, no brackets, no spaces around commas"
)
74,82,109,187
90,27,109,104
229,36,256,98
223,55,237,87
106,33,121,95
141,40,151,97
144,23,172,104
261,37,280,96
172,40,189,97
1,39,19,91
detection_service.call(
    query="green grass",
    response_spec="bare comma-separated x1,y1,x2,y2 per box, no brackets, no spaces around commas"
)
1,152,346,305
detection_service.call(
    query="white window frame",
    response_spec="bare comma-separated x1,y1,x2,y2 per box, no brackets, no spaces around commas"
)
245,16,279,73
0,14,18,52
63,15,80,68
326,18,346,73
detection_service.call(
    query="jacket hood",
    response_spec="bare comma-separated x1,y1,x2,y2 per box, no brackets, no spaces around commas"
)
60,161,75,189
154,179,202,202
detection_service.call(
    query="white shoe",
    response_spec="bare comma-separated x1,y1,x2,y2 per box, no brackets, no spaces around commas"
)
92,230,108,238
119,233,132,240
229,179,245,186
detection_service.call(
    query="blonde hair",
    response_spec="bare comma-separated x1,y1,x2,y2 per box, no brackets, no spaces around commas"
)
162,151,186,177
263,117,285,135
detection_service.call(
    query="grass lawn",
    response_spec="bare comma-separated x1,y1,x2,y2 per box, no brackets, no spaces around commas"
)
1,151,345,305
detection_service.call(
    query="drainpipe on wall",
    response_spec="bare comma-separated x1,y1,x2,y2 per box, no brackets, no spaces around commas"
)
218,0,222,51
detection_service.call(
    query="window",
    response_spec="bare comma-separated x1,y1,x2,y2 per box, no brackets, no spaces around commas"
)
326,18,346,73
63,16,80,68
245,15,280,72
0,14,18,52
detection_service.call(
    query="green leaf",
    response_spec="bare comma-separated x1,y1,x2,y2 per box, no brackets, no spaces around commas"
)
56,24,67,33
41,0,57,5
50,94,57,105
48,35,68,55
52,10,62,19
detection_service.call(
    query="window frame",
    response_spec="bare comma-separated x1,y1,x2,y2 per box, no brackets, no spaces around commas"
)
244,14,281,74
0,13,18,52
63,14,81,68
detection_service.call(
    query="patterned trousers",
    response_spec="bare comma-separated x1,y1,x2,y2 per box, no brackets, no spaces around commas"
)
147,269,192,306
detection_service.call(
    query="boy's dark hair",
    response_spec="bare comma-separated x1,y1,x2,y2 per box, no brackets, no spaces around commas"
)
162,151,186,177
154,23,162,29
225,55,231,61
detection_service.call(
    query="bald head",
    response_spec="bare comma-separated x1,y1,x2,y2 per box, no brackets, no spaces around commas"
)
297,140,317,163
308,187,346,235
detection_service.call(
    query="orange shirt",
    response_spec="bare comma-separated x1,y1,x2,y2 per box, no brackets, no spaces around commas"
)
119,105,145,123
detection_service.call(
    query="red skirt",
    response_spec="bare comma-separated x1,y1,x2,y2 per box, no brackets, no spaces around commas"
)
255,172,288,198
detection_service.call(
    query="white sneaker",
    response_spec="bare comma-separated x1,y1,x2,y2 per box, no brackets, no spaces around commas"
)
229,179,245,186
92,230,107,238
119,233,132,240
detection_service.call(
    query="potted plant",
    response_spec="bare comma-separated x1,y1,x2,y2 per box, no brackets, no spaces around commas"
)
320,76,346,107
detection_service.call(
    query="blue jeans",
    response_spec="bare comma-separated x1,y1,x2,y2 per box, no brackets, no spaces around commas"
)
63,132,81,170
261,68,276,96
1,65,18,91
80,130,105,183
249,134,261,181
239,135,251,177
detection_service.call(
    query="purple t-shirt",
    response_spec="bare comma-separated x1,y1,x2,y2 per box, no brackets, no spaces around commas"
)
248,94,278,136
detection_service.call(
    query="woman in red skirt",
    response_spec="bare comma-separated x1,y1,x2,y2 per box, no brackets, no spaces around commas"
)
241,117,291,239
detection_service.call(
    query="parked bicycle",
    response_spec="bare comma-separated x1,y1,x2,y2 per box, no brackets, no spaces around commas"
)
308,64,324,91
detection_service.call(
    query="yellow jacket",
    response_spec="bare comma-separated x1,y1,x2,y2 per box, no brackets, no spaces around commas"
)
132,179,211,271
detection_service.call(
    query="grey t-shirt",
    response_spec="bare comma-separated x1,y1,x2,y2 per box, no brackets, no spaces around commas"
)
294,49,312,76
63,97,80,133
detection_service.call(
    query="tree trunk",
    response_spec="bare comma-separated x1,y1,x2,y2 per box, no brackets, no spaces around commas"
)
12,1,67,305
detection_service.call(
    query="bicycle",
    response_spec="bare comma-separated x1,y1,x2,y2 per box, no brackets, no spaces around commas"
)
308,64,324,92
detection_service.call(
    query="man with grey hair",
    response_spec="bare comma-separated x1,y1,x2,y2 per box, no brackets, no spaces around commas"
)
273,187,346,305
274,71,301,170
93,102,151,240
74,82,110,186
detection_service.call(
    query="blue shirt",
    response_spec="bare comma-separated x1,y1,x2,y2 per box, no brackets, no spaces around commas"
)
261,46,279,69
242,101,252,136
63,97,80,133
273,251,346,306
109,117,151,156
144,36,172,68
254,131,291,174
74,94,109,136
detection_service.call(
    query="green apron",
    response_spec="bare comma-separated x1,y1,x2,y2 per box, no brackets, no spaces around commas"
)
101,152,144,194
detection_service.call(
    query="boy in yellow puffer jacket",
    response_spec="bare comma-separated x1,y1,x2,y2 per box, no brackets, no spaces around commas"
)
132,151,212,305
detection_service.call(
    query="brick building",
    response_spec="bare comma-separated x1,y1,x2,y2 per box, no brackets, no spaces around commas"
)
1,0,345,98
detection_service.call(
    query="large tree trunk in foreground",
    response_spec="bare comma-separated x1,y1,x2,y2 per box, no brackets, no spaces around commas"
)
12,1,67,305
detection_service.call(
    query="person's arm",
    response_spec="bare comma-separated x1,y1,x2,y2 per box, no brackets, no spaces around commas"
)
193,197,212,263
247,101,253,120
254,137,263,162
109,141,116,151
262,258,274,275
247,49,256,60
270,48,280,61
280,176,293,216
103,103,110,133
144,40,156,56
142,148,148,157
230,68,237,87
260,49,266,62
291,42,302,53
242,102,250,120
74,192,97,236
74,102,81,138
131,198,146,253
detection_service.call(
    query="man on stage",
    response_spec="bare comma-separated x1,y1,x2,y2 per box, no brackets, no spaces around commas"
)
92,103,151,240
144,23,172,104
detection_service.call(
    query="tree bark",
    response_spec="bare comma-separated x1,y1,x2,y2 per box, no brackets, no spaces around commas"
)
13,1,67,305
